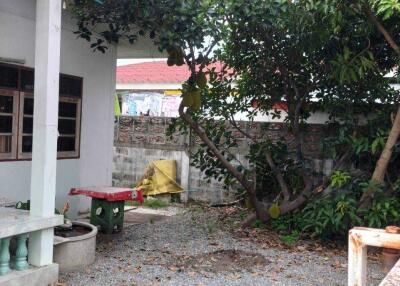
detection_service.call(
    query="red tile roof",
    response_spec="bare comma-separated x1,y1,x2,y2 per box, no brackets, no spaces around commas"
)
116,60,225,84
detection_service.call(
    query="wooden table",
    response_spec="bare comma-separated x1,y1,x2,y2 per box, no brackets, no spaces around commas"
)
69,187,143,234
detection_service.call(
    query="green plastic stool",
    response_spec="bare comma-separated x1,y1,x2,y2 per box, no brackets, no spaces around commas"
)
90,198,125,234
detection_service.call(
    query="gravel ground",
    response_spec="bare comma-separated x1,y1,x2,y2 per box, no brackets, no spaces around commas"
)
60,208,384,286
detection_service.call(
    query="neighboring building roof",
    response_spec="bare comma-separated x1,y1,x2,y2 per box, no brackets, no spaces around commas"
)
116,60,225,84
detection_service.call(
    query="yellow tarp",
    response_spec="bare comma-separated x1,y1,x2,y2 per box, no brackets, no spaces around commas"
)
164,90,182,96
137,160,183,196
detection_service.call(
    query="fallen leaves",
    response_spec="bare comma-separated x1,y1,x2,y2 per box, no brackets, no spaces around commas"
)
331,260,347,269
229,273,242,280
61,204,359,286
168,265,179,272
165,249,269,274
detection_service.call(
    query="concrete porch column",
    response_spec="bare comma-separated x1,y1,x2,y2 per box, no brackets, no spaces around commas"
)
28,0,62,267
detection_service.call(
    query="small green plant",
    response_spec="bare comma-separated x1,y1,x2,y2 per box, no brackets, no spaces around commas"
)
126,200,140,207
270,215,292,232
280,231,300,246
189,206,205,214
359,180,382,195
126,198,169,209
360,184,400,228
203,220,218,234
251,219,263,228
330,170,351,188
371,129,387,154
238,210,247,220
143,198,169,209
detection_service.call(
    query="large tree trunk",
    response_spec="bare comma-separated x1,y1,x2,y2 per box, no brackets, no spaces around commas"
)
359,106,400,207
178,103,314,226
358,6,400,208
371,106,400,182
242,183,311,227
230,117,291,203
178,103,270,220
179,63,312,224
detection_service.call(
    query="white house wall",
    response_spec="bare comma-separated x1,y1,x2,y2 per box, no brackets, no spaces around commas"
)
0,0,117,215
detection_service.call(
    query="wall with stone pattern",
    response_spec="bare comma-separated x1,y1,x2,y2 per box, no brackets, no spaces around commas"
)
113,116,332,204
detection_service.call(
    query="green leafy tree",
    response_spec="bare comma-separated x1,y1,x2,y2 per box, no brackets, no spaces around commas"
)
70,0,400,229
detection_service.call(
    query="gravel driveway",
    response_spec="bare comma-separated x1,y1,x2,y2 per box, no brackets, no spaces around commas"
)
60,207,384,286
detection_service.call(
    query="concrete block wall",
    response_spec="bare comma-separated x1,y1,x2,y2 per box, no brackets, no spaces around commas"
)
112,147,186,188
113,116,332,204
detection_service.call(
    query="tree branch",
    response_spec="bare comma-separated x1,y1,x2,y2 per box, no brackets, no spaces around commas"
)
288,77,305,162
228,116,291,202
179,105,248,188
363,6,400,56
358,5,400,209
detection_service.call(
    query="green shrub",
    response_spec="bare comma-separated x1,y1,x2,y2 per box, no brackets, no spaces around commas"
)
251,219,264,228
330,170,351,188
271,179,400,240
297,192,361,239
280,231,300,246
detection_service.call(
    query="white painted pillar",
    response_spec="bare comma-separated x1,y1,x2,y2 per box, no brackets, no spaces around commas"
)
28,0,62,267
348,231,367,286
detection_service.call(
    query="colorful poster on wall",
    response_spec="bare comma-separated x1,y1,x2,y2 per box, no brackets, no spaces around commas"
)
161,95,181,117
121,92,164,116
121,93,137,115
120,91,183,117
